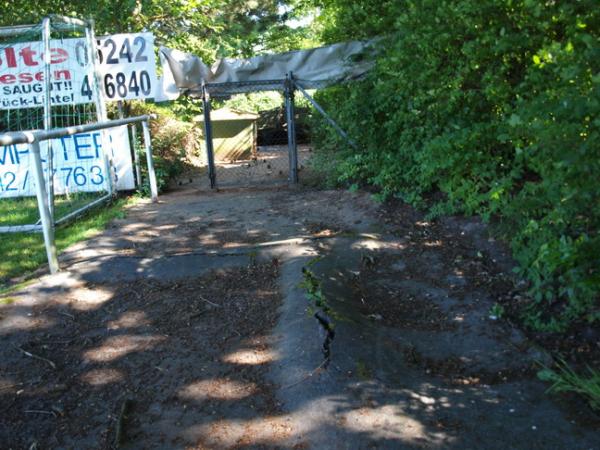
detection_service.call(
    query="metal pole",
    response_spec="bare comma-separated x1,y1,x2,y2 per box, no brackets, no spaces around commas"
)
285,73,299,184
54,193,111,226
0,24,40,37
48,15,89,29
86,21,114,196
30,139,59,274
130,124,142,188
42,17,55,220
0,114,157,146
293,81,359,151
0,225,43,234
87,22,108,122
142,120,159,203
117,100,124,119
202,84,217,189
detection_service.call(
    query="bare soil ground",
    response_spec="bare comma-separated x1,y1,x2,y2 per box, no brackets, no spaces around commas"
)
1,264,285,449
1,179,598,449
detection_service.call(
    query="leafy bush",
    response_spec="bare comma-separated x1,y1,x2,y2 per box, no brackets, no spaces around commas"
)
129,102,201,193
310,0,600,330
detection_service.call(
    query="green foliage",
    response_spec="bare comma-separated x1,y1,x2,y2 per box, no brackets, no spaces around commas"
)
310,0,600,331
222,92,284,113
538,359,600,411
489,303,505,320
130,102,201,193
0,0,318,61
300,265,330,314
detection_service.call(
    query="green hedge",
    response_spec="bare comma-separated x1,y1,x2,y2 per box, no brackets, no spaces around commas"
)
311,0,600,331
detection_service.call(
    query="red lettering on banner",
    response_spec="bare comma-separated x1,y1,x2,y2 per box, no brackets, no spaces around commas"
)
19,47,39,66
50,48,68,64
0,74,16,84
3,47,17,68
18,73,33,83
0,70,72,84
0,46,70,69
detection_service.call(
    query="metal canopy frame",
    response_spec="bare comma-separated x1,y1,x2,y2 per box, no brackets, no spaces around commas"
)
200,74,356,189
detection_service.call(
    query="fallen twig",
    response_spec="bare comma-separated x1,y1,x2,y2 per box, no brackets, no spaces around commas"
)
58,311,75,320
282,358,329,390
13,345,56,370
188,310,207,320
25,409,57,418
114,398,133,448
0,376,43,392
36,339,75,345
198,294,221,308
0,382,23,392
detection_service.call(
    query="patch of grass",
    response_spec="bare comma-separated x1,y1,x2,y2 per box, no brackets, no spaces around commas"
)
488,303,505,320
0,193,107,227
0,196,135,289
538,359,600,411
0,279,36,298
300,265,330,315
356,359,373,380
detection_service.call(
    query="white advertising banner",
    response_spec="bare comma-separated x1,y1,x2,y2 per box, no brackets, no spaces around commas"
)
0,32,158,109
0,38,92,109
95,33,158,101
0,126,135,198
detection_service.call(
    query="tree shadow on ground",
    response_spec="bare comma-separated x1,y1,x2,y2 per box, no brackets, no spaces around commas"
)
1,186,598,449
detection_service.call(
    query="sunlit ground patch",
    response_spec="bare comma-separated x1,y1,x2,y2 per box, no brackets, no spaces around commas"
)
184,415,293,448
178,378,257,401
342,404,449,444
83,334,165,362
351,239,406,251
81,368,125,386
107,311,149,330
68,286,113,311
222,347,276,365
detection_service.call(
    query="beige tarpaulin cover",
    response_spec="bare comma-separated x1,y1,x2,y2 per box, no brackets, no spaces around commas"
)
157,40,377,99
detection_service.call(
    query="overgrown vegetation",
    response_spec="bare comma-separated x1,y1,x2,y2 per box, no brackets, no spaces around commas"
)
128,102,202,193
538,360,600,411
300,263,331,315
309,0,600,333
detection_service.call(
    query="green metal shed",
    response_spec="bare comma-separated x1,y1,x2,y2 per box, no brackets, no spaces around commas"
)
194,108,259,162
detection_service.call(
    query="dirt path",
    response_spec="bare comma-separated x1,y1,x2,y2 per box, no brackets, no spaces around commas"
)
0,185,598,449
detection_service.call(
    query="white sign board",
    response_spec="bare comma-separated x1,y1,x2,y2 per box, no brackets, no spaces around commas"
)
0,39,92,109
95,33,158,101
0,32,157,109
0,126,135,198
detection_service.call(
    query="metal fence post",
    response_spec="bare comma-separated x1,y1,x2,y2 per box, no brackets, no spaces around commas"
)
41,17,55,220
285,73,299,184
202,84,217,189
30,139,59,274
142,120,158,202
86,21,115,196
130,124,142,188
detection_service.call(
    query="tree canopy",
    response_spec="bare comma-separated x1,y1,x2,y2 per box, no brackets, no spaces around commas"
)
0,0,320,61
